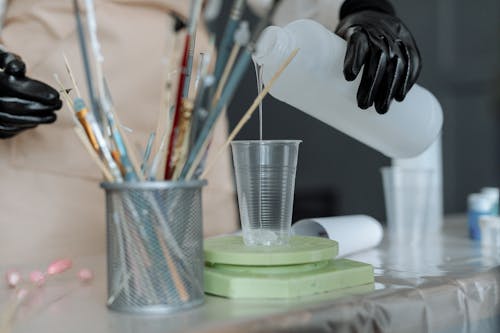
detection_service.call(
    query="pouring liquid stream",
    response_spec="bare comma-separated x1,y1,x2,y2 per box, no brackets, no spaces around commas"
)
257,63,263,141
254,60,264,232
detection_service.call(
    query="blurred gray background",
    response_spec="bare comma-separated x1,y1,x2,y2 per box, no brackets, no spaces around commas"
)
214,0,500,222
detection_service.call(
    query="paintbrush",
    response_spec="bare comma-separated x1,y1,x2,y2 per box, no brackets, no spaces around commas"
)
149,16,185,177
61,54,123,180
72,0,102,128
178,0,282,180
53,73,79,125
84,0,141,181
55,73,114,182
213,0,246,83
211,20,250,107
74,127,114,181
141,133,156,174
171,99,195,180
182,0,204,98
164,0,204,180
164,30,191,179
189,75,214,151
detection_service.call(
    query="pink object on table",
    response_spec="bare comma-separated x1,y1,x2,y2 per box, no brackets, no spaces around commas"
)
29,270,46,287
16,288,29,301
77,269,93,283
47,259,73,275
6,270,22,288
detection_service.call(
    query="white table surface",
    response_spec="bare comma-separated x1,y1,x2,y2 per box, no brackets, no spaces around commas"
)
2,215,500,333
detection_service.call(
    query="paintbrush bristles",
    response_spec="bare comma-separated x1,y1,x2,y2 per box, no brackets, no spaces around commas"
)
53,73,81,127
200,48,299,179
63,53,82,98
113,115,145,181
74,127,114,181
53,74,74,108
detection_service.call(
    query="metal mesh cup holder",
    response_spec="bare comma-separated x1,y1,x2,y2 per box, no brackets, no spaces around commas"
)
101,181,206,313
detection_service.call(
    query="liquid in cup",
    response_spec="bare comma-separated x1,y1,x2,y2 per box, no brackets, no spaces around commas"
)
231,140,300,246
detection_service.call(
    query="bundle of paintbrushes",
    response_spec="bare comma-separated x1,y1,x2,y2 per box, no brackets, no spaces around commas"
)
60,0,295,185
57,0,297,311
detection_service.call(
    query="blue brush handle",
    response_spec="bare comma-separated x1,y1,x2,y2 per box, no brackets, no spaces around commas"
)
72,0,102,127
214,18,239,83
110,123,138,181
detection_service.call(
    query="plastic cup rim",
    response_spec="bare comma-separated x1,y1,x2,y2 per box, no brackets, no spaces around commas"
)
380,166,434,174
100,180,207,191
231,140,302,146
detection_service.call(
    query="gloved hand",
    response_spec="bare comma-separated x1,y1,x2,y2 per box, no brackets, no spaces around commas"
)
335,0,421,114
0,49,62,138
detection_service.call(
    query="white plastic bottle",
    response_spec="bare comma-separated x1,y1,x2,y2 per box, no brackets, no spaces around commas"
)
253,19,443,158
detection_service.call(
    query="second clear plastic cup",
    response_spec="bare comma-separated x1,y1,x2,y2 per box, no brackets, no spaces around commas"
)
381,166,434,244
231,140,301,246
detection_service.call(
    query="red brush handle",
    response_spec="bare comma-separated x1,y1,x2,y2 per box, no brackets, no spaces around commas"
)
164,34,191,180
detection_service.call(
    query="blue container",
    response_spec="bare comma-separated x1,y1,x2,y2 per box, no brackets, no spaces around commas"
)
468,193,494,240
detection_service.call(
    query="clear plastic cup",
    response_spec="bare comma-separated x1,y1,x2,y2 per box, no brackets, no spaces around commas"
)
231,140,301,246
381,167,434,245
479,216,500,248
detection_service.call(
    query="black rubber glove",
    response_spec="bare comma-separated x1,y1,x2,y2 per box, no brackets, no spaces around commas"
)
0,49,62,138
335,0,421,114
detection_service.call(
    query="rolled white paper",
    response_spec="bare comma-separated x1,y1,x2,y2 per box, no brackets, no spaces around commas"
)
292,215,383,257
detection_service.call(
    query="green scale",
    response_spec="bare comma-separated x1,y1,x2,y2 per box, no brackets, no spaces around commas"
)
204,235,374,299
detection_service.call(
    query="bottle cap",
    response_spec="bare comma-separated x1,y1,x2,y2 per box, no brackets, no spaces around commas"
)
481,187,499,203
253,26,292,65
468,193,494,212
234,21,250,46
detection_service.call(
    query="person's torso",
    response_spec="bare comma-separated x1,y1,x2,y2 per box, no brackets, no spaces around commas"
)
0,0,237,263
1,0,194,179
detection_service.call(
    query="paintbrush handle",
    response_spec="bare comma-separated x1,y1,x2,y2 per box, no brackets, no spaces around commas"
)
213,0,245,82
72,0,101,126
74,127,114,181
189,77,212,150
76,109,100,151
183,0,204,97
108,119,138,181
164,34,191,180
179,49,252,180
170,99,194,179
214,18,239,82
212,43,240,108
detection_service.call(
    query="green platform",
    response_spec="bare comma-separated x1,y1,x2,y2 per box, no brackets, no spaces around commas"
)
205,236,339,266
204,236,374,299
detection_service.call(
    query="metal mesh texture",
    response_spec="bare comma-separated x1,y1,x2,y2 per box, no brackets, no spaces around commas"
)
105,183,204,313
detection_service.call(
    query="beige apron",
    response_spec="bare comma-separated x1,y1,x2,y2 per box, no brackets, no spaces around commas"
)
0,0,237,264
